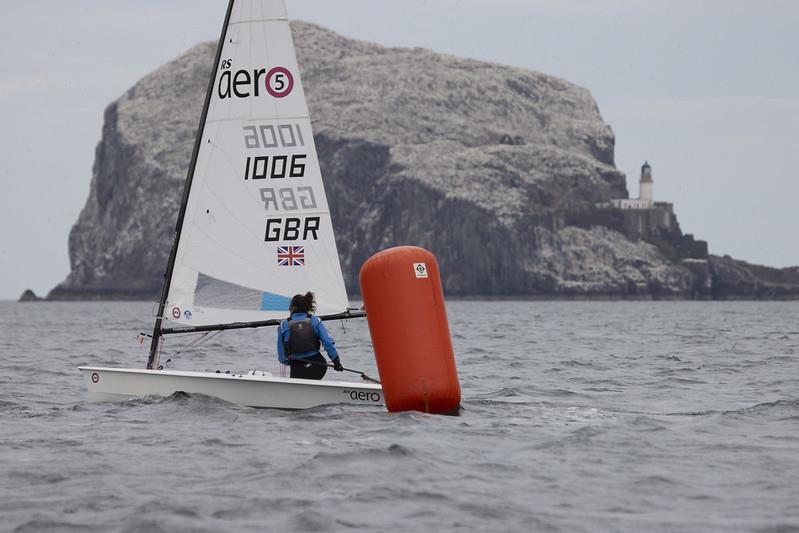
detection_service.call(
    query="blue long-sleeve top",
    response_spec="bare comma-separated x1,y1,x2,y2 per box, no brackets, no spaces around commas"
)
277,312,339,365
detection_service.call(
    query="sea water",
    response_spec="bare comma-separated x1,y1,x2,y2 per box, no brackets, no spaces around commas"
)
1,300,798,532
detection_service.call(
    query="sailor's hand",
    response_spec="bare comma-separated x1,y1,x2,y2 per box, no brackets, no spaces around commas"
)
333,358,344,372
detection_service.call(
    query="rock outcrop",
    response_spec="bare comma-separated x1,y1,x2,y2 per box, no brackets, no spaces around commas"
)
49,22,797,300
18,289,43,302
709,255,799,299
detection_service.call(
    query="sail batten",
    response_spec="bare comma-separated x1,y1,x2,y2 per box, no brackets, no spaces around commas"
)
205,115,313,124
155,0,349,336
229,17,289,25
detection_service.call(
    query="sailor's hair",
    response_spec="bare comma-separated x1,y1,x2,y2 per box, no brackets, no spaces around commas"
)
289,292,316,314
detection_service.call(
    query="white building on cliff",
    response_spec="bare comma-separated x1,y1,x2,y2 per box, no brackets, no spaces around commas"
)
588,160,707,258
611,161,654,209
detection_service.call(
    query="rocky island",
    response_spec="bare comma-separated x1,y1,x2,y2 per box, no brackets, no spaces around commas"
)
48,22,799,300
18,289,43,302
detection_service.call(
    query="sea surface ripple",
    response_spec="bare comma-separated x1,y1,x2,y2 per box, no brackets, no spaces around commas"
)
1,301,798,532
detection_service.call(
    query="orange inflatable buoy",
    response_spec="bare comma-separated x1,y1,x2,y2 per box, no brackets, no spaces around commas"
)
359,246,461,414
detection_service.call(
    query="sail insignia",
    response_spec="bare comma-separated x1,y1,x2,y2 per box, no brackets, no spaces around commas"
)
160,0,349,331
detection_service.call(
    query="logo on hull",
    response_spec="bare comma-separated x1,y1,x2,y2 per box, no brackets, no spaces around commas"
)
344,390,382,403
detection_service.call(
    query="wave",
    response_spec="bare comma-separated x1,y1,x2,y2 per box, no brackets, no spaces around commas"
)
658,399,799,419
467,387,535,404
0,400,91,419
631,474,680,487
467,386,589,406
313,442,417,462
559,359,596,367
726,399,799,420
0,400,29,415
11,520,103,533
119,391,253,411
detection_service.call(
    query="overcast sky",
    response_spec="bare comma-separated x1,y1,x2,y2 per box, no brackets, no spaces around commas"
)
0,0,797,300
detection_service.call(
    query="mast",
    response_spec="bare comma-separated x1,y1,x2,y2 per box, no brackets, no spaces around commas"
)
147,0,237,369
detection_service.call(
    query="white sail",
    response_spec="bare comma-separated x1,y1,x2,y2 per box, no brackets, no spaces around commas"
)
163,0,349,328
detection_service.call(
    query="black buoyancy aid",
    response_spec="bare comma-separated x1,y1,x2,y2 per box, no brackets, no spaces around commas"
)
286,315,321,356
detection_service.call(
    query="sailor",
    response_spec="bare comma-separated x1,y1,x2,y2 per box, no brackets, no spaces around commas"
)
277,292,344,379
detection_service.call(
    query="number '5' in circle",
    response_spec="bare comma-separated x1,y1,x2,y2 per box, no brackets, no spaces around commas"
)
266,67,294,98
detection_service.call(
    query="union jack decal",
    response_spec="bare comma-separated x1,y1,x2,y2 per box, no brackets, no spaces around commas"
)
277,246,305,266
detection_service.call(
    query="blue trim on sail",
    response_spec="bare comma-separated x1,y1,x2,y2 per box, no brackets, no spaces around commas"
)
261,292,291,311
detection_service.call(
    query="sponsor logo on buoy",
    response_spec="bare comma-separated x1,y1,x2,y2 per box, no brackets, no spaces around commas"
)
184,309,192,320
413,262,428,278
91,372,99,384
171,306,181,319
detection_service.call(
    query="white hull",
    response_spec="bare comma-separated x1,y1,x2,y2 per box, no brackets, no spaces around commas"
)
79,367,383,410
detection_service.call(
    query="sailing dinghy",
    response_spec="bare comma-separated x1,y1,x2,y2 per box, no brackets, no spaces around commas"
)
80,0,383,409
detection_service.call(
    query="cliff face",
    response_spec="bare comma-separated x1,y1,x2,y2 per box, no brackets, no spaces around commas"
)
50,22,793,300
52,42,214,299
709,256,799,299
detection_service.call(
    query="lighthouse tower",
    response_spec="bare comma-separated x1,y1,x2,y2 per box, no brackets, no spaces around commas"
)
639,161,653,206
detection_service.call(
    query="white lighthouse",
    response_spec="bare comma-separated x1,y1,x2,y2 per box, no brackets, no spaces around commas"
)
609,160,656,209
639,161,653,206
604,160,676,236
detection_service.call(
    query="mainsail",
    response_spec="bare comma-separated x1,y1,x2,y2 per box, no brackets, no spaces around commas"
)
148,0,349,366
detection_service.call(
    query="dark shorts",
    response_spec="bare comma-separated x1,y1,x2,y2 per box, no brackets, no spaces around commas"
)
289,353,327,380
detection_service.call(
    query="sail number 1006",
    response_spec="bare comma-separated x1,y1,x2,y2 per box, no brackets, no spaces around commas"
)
244,155,306,180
